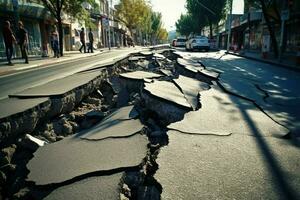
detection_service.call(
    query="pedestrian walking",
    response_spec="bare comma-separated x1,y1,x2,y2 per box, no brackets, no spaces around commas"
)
16,21,29,64
51,29,59,58
87,28,94,53
2,21,16,65
79,27,86,53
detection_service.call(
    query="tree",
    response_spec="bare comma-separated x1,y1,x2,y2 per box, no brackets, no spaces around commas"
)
115,0,150,36
39,0,96,56
186,0,226,38
150,12,163,43
176,14,202,36
157,27,168,42
139,4,152,43
116,0,167,44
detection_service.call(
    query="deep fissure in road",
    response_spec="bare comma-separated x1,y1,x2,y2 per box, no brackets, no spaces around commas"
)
0,49,296,199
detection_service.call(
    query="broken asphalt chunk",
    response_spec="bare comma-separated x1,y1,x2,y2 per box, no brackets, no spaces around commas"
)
79,119,144,140
119,71,163,80
78,105,142,140
0,97,49,120
173,75,210,110
143,80,191,109
26,134,148,185
142,80,192,124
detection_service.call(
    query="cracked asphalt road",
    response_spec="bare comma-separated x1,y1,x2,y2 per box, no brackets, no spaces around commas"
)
154,50,300,200
4,49,299,199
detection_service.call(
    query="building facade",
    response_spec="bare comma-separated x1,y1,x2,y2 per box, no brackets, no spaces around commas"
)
203,1,300,62
0,0,129,60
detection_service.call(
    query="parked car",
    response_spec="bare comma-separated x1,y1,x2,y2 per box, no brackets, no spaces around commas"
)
186,36,210,52
175,37,187,47
171,39,177,47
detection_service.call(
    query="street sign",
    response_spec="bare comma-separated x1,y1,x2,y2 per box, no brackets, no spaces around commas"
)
281,10,289,21
232,0,244,15
102,18,109,27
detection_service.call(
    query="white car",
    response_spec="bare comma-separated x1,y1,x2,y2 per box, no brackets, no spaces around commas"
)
186,36,210,52
175,38,187,47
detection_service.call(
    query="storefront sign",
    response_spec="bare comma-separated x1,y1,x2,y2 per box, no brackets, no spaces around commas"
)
102,17,109,27
281,10,289,21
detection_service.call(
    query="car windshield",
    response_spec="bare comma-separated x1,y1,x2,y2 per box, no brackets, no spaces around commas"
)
177,39,186,42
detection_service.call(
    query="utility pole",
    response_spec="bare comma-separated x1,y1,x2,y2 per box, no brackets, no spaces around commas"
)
279,5,289,62
226,0,233,52
107,0,111,50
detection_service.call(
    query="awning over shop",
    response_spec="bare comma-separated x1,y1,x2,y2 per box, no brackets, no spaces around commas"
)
0,0,52,20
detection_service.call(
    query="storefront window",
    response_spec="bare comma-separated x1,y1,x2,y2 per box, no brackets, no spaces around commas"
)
285,19,300,53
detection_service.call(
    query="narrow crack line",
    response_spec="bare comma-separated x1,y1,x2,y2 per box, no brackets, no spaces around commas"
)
171,79,197,111
216,81,291,133
167,128,232,137
217,53,226,60
79,130,143,142
31,165,143,190
198,60,206,69
252,100,290,131
216,81,254,102
229,132,291,139
255,84,270,103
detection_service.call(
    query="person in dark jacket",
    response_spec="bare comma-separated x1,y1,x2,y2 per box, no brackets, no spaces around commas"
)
2,21,16,65
79,27,86,53
87,28,94,53
17,21,29,64
51,29,59,58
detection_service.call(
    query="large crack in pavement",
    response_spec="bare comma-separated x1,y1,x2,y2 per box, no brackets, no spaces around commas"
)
1,48,299,199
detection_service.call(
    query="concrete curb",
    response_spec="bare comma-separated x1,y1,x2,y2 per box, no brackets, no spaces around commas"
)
225,51,300,72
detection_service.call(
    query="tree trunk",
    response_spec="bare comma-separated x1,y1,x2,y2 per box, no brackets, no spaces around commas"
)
260,0,279,58
209,20,213,39
57,15,64,56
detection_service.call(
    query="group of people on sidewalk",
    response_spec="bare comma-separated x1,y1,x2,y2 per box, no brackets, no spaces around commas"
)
2,20,61,65
2,21,29,65
79,27,94,53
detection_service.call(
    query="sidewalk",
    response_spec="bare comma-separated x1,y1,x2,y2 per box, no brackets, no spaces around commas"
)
226,50,300,71
0,49,108,76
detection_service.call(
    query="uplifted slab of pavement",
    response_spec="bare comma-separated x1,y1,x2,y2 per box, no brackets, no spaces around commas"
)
27,134,148,185
78,106,143,140
176,58,204,74
10,70,102,98
168,87,289,137
79,119,143,140
104,105,139,120
177,58,202,68
155,130,300,200
119,71,163,80
44,173,123,200
144,80,192,109
173,75,210,110
0,97,49,120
